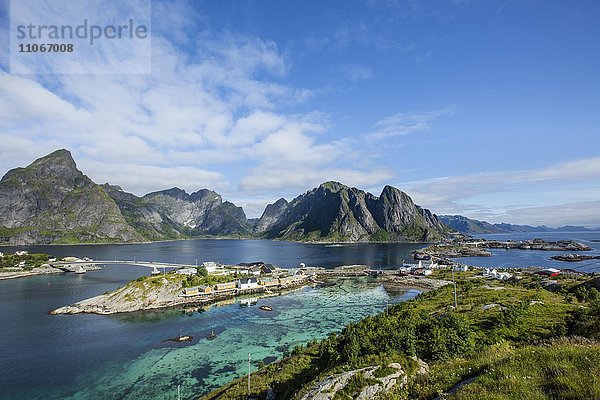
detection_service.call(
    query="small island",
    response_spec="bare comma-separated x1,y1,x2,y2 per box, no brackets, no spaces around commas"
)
51,262,310,315
551,253,600,262
419,237,592,261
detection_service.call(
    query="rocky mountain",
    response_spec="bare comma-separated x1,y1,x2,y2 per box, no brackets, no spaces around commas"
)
438,215,504,234
254,181,447,242
0,150,142,245
142,188,252,235
440,215,598,234
100,184,186,241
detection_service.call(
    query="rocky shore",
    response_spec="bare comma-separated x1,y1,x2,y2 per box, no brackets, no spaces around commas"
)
551,253,600,262
0,265,62,280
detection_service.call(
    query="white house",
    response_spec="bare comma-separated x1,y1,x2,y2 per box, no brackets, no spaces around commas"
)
497,272,513,280
202,261,220,274
176,267,197,276
453,265,469,272
238,277,259,290
423,268,433,276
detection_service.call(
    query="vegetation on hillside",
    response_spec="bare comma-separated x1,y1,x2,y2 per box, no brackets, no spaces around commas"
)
201,270,600,400
0,252,50,271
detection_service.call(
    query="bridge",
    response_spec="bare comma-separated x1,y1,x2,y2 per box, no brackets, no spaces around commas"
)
50,260,190,270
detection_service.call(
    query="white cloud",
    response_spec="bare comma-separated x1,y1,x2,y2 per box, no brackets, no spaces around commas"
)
400,157,600,226
0,8,398,217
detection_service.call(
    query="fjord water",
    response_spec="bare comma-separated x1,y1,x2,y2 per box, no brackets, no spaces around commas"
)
0,240,424,400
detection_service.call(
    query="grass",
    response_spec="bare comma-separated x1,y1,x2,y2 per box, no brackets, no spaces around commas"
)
198,270,600,400
410,338,600,400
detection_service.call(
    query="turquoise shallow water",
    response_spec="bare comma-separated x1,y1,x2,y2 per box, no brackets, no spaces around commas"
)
0,272,417,400
68,279,417,400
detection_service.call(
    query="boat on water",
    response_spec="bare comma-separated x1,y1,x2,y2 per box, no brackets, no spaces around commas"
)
259,305,273,312
151,267,161,275
207,328,217,340
239,297,258,307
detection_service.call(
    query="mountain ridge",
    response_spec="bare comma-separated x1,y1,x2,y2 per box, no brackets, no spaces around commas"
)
439,214,599,234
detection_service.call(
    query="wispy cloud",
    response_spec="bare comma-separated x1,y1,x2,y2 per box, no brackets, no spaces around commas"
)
366,109,451,140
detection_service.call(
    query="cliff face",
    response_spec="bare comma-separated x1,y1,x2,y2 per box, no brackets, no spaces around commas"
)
0,150,142,244
255,181,446,242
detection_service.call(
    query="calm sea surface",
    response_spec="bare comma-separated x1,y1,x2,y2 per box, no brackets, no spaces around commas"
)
1,234,598,399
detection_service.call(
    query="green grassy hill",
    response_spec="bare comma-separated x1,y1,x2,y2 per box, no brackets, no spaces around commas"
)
200,270,600,400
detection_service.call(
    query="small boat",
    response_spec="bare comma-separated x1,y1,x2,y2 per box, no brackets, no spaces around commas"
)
207,328,217,340
151,266,161,275
259,305,273,312
239,298,258,307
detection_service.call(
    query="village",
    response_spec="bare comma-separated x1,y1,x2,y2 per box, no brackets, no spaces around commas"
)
174,261,310,298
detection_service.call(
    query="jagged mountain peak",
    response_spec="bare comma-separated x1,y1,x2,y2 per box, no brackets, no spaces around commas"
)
318,181,349,193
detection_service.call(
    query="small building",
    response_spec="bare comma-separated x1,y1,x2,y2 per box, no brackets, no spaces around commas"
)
536,268,561,277
182,287,199,296
249,265,262,276
258,278,276,286
198,285,212,294
15,250,28,256
279,275,305,285
261,264,277,274
215,282,237,291
0,252,4,257
238,277,259,290
453,265,469,272
176,267,197,276
48,258,56,262
497,272,513,280
202,261,221,274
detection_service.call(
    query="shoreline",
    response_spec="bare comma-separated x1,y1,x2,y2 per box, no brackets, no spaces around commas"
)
0,236,434,247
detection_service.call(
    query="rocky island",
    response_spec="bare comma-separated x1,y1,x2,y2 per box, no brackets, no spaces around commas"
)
551,253,600,262
51,263,309,315
419,237,592,261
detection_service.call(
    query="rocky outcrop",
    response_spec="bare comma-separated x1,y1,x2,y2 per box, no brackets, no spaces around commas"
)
300,363,406,400
0,150,142,244
255,182,446,242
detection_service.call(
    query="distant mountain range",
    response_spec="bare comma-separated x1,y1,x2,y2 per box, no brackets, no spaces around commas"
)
438,215,599,235
0,149,447,245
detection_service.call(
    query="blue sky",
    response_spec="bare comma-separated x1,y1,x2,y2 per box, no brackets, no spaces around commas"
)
1,0,599,226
